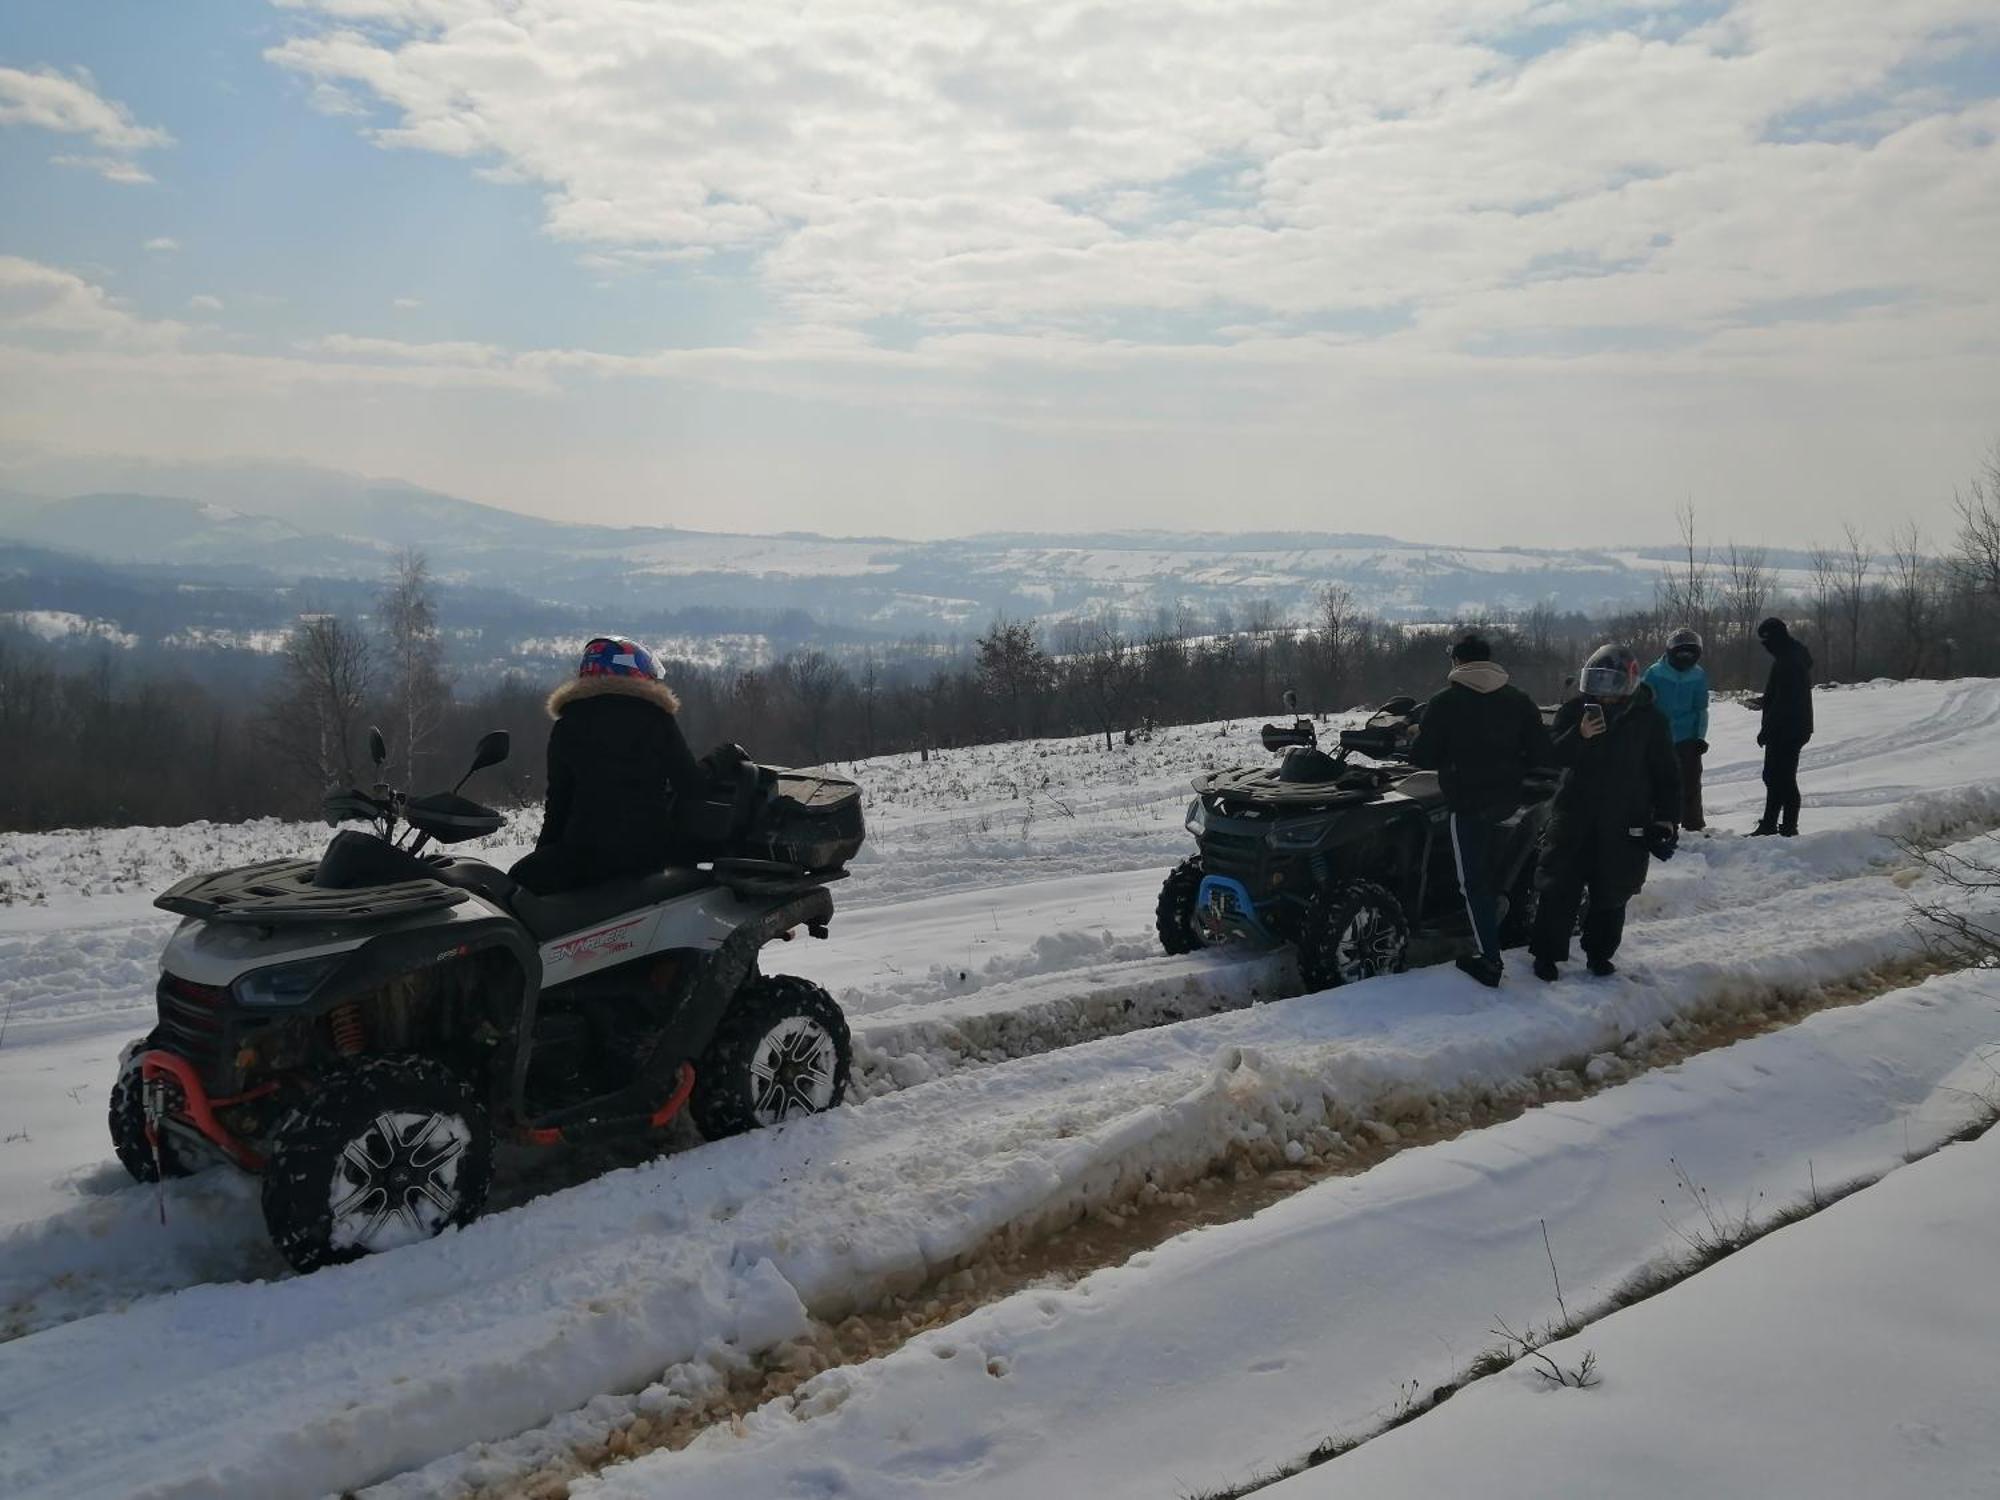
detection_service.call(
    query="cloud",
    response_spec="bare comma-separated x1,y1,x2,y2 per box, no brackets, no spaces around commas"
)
1,64,173,183
0,257,184,347
0,64,172,150
392,296,423,308
51,153,156,185
144,237,180,253
189,294,224,313
263,0,2000,374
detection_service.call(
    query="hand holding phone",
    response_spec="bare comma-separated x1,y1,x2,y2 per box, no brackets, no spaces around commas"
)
1580,701,1606,739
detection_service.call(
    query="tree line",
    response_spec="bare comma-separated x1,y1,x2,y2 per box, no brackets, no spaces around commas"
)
4,446,1998,834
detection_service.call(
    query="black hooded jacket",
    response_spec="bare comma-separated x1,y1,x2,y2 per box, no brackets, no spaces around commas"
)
1541,684,1680,903
1759,624,1815,746
1411,661,1553,815
521,675,706,886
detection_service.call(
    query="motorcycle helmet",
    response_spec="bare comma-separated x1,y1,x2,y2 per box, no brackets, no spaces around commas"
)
1665,627,1702,669
1578,643,1641,700
577,636,667,681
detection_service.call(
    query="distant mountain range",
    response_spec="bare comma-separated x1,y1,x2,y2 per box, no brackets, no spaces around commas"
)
0,461,1816,675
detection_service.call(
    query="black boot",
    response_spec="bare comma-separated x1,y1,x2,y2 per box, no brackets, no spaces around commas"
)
1456,954,1503,989
1532,956,1559,982
1748,824,1779,837
1779,824,1799,837
1586,956,1617,978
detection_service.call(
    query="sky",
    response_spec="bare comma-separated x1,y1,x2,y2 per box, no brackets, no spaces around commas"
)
0,0,1995,547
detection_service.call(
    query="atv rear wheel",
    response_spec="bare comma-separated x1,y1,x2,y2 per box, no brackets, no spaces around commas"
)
1296,880,1410,990
1156,856,1204,955
691,975,852,1141
261,1056,492,1273
109,1034,190,1183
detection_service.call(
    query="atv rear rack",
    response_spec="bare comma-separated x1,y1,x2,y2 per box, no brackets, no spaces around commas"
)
156,858,469,926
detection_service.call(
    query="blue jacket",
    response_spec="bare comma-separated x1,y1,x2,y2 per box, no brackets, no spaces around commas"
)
1643,657,1709,745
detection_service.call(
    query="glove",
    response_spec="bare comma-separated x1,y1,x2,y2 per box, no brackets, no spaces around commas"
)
1691,739,1708,755
1645,821,1679,861
1756,732,1766,748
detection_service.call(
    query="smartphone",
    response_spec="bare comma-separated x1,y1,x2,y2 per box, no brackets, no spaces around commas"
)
1582,702,1606,732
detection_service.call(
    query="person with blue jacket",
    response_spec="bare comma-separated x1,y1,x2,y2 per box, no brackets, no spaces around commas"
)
1642,627,1709,831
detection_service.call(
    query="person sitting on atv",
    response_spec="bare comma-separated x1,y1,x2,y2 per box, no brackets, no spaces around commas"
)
1411,632,1555,989
510,636,707,895
1528,644,1680,983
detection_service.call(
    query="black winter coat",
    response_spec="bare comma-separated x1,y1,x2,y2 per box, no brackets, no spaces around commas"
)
1541,685,1680,903
524,677,706,885
1759,630,1815,746
1411,666,1554,815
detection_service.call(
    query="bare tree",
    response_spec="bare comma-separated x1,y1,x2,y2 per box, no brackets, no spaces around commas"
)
377,550,448,785
1806,544,1839,663
1951,438,2000,602
265,612,374,796
1315,582,1359,711
1074,612,1136,750
1656,501,1715,644
780,649,847,766
1722,542,1772,685
1836,523,1873,681
975,618,1050,739
1885,521,1940,678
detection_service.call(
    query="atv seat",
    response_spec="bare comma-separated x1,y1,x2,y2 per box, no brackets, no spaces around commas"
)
513,868,713,943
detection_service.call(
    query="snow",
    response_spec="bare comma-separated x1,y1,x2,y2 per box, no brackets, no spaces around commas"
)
0,678,1997,1498
1283,1115,2000,1500
0,610,138,649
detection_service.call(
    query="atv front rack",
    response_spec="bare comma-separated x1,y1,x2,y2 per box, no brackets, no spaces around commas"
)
157,859,469,926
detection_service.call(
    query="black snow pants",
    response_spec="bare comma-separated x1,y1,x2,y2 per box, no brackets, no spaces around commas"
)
1761,738,1804,833
1529,834,1628,966
1448,810,1505,962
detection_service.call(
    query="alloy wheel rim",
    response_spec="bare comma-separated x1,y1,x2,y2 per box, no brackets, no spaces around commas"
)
749,1015,839,1126
327,1108,471,1254
1335,906,1403,980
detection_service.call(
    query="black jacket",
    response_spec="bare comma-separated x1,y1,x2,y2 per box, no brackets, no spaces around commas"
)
1759,627,1815,746
1411,663,1554,816
1541,685,1680,903
523,676,705,885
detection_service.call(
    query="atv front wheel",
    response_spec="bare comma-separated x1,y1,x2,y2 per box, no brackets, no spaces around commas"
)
109,1034,190,1183
261,1056,492,1273
1296,880,1410,990
1155,856,1204,955
692,975,852,1141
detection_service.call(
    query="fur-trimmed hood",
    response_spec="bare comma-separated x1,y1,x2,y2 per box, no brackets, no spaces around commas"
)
547,674,681,719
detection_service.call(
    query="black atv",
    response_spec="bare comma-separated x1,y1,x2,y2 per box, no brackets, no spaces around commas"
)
112,728,867,1272
1156,694,1557,988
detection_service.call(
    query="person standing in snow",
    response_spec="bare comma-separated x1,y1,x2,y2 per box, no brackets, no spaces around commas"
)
1410,632,1554,989
1749,616,1814,836
1643,628,1710,832
510,636,707,895
1529,644,1680,982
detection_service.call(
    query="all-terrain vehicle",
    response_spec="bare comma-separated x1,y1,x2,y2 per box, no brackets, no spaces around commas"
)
109,729,865,1272
1157,694,1558,988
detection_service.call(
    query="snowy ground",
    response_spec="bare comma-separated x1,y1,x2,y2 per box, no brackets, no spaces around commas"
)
0,678,1997,1498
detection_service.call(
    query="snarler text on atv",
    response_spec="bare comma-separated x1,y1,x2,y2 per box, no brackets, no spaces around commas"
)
1157,693,1557,989
110,728,866,1272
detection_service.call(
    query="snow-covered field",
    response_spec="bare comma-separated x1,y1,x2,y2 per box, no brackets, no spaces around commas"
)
0,678,1998,1498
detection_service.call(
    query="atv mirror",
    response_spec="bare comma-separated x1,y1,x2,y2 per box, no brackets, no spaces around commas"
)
469,730,510,773
1282,688,1298,713
368,726,387,768
1261,723,1312,753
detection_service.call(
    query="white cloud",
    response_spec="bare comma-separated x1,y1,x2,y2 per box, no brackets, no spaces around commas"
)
392,296,423,309
0,257,183,347
0,64,172,150
189,294,224,313
1,64,172,184
144,236,180,252
51,153,156,185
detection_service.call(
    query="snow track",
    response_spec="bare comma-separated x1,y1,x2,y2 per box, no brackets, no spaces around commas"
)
2,679,2000,1498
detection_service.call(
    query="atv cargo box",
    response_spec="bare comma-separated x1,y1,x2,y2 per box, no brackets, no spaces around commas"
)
749,770,865,871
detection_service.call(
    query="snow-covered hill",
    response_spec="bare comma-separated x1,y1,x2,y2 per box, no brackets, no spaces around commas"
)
1,678,1997,1498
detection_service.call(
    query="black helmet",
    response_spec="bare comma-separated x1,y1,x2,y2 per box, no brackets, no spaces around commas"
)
1579,643,1641,700
1666,627,1702,666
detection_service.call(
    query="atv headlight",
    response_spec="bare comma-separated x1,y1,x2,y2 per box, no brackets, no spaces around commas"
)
234,954,344,1008
1267,819,1334,850
1185,797,1206,835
